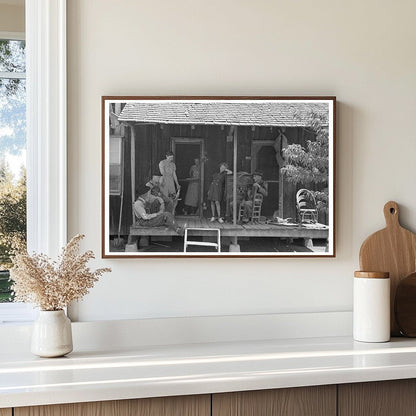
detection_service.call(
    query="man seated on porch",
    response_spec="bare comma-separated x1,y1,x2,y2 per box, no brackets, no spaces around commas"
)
239,171,268,222
145,175,175,214
133,185,184,234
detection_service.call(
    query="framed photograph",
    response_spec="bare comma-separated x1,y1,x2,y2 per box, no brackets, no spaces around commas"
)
102,96,336,258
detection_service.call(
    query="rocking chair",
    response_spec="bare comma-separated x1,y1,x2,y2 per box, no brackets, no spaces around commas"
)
296,189,318,224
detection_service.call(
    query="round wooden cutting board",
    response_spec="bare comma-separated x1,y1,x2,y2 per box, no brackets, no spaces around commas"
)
359,201,416,336
395,272,416,337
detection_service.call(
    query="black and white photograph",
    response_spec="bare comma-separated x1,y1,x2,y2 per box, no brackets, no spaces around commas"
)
102,97,335,257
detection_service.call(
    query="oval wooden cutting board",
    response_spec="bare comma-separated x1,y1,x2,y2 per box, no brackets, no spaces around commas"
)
359,201,416,336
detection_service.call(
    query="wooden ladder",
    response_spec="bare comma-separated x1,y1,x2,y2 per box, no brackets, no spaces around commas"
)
183,228,221,253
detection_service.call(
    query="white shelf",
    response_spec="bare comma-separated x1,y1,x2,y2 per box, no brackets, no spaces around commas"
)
2,335,416,408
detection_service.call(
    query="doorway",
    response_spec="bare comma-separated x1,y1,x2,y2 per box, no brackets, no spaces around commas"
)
171,138,204,217
251,141,279,217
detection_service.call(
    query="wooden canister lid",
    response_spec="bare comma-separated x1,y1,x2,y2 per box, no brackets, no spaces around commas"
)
354,271,389,279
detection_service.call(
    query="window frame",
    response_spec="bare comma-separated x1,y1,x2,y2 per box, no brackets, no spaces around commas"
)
0,0,67,323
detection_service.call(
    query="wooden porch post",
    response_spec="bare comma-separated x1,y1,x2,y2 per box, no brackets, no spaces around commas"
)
130,124,136,225
279,175,284,218
230,126,240,251
233,126,237,225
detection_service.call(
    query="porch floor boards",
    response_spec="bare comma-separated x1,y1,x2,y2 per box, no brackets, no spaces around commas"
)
129,216,329,239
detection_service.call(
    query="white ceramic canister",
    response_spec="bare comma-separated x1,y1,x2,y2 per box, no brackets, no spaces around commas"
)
353,271,390,343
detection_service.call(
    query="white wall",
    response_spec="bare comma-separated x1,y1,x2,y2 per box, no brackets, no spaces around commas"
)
67,0,416,322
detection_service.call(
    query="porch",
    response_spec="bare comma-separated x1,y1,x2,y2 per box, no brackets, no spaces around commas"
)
128,217,329,252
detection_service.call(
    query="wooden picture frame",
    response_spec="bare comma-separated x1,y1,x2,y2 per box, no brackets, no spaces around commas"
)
102,96,336,258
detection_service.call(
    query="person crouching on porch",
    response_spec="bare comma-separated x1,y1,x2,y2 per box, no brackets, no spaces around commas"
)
133,186,184,235
146,175,175,213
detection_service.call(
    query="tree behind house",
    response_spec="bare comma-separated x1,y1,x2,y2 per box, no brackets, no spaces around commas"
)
280,110,329,214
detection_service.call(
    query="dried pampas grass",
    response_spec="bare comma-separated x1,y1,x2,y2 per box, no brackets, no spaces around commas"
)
10,234,111,311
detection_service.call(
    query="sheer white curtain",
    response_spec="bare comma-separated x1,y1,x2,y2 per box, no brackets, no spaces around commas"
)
26,0,67,257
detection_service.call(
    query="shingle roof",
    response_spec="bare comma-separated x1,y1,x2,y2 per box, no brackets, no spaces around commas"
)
117,101,329,127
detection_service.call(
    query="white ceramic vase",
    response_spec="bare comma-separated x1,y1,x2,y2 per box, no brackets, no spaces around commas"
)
31,310,73,357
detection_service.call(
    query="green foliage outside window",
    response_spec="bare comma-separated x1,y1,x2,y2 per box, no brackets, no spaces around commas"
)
0,270,12,302
0,163,26,302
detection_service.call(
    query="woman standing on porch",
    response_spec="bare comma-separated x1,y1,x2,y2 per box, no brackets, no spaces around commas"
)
159,151,180,200
183,158,200,215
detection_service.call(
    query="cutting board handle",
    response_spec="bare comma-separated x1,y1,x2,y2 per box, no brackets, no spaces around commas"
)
384,201,400,228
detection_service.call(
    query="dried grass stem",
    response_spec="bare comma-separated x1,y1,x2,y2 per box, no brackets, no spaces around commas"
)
10,234,111,310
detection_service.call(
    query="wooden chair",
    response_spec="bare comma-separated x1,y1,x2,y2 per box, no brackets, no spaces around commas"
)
251,193,263,223
296,189,318,223
238,193,264,223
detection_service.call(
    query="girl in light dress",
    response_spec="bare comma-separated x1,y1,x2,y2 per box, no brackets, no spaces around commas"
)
159,151,180,200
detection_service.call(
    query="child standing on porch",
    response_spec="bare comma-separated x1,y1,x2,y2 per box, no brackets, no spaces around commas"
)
207,162,232,223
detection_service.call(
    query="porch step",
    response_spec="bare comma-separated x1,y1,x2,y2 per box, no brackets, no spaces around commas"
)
185,241,219,248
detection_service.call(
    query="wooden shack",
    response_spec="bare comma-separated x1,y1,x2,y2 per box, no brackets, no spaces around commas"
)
107,100,331,250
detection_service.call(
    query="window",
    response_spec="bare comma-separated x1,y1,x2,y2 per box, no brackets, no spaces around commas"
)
0,37,26,299
0,33,34,322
